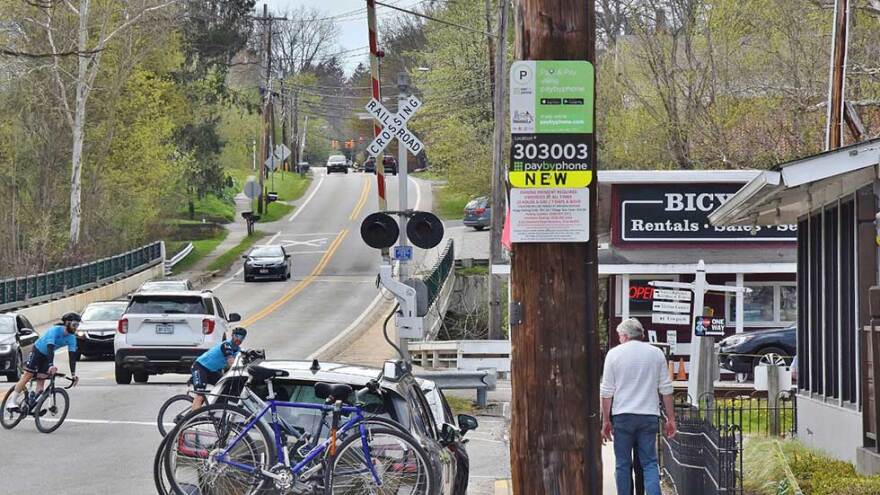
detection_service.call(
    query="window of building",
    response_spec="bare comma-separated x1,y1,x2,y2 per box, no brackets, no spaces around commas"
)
614,275,678,317
725,282,797,327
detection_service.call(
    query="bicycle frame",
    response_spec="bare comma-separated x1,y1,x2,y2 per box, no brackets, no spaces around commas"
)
214,397,383,486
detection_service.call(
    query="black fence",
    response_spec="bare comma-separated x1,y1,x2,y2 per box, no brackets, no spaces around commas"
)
0,242,164,311
423,239,454,307
661,390,799,494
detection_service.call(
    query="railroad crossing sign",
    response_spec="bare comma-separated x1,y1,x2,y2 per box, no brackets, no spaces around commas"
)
364,96,424,157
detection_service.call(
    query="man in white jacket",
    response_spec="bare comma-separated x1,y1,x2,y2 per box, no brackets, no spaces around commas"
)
601,318,677,495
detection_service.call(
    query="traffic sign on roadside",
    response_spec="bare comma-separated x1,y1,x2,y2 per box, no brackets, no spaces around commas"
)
244,180,260,199
653,289,692,302
652,300,690,313
364,96,425,157
265,155,278,172
393,245,413,262
651,313,690,325
274,144,291,162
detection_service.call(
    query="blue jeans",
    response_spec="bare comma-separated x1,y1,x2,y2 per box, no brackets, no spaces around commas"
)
613,414,661,495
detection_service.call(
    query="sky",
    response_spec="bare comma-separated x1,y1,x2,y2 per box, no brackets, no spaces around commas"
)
263,0,403,74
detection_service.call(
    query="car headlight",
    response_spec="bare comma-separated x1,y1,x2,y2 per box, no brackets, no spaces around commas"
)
76,331,85,337
0,345,11,354
720,334,755,348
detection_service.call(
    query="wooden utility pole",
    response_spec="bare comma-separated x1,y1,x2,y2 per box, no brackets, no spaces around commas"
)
826,0,850,150
488,0,509,340
292,89,300,170
484,0,496,109
255,4,285,212
509,0,601,493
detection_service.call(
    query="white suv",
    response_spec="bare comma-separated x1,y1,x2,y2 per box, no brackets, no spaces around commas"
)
113,290,240,384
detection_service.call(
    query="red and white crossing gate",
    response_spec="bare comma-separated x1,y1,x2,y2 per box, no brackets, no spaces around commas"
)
364,96,425,157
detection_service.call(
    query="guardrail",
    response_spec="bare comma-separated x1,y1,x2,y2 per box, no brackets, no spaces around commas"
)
0,241,164,312
423,239,454,307
164,242,193,275
415,369,497,407
409,340,511,375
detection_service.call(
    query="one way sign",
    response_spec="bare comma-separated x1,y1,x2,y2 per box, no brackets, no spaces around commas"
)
364,96,425,157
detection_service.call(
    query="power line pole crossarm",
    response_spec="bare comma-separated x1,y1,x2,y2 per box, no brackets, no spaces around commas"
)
510,0,601,493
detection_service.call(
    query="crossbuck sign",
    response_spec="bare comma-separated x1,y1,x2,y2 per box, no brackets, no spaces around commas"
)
364,96,424,157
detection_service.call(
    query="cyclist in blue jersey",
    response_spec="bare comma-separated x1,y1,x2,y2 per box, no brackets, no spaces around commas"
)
190,327,247,411
6,312,81,411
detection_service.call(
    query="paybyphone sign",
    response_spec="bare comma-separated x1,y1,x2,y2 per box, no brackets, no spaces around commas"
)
617,183,797,242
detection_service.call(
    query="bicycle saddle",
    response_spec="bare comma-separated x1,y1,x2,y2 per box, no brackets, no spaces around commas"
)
247,364,290,382
314,382,353,403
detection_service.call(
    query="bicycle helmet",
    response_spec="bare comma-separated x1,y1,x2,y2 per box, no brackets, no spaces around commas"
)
231,327,247,339
61,312,82,323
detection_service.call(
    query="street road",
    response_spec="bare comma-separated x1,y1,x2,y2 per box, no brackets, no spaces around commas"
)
1,168,438,494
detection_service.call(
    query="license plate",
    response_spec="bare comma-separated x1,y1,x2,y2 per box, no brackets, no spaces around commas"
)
260,269,269,274
155,324,174,335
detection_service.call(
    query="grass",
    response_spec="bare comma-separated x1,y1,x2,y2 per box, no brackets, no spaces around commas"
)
256,201,294,223
206,231,267,274
456,265,489,276
743,438,880,495
435,186,473,220
169,230,229,274
444,395,475,415
708,398,796,437
225,168,312,223
182,193,236,223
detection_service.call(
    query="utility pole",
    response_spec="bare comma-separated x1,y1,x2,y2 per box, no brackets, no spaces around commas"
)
509,1,601,493
292,89,300,171
299,114,309,176
281,79,288,172
488,0,509,340
255,4,285,213
484,0,496,110
825,0,850,150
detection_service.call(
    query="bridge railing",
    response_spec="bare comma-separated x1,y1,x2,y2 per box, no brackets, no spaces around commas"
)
0,241,164,312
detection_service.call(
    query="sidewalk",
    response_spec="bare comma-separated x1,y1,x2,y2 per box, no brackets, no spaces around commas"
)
182,190,251,278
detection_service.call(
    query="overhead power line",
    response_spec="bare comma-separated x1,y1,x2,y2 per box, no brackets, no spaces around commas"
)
374,0,495,37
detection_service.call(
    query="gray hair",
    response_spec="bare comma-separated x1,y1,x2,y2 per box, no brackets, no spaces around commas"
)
617,318,644,339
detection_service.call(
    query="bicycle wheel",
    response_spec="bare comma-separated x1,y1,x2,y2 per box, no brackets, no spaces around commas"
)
154,433,173,495
158,394,195,437
324,426,437,495
0,387,26,430
164,404,275,495
34,388,70,434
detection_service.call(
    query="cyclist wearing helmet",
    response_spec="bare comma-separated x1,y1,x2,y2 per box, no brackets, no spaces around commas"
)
6,312,81,411
190,327,247,410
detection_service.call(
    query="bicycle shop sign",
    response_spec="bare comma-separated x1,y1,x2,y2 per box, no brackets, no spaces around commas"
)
617,183,797,242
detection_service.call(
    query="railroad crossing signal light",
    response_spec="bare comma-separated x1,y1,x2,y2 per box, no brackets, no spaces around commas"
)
360,212,400,249
407,211,444,249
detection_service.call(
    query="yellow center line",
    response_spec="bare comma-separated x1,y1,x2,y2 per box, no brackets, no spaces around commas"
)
348,177,371,221
241,229,349,328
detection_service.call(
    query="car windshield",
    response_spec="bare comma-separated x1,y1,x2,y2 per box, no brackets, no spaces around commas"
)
82,304,127,321
127,296,209,315
249,246,283,258
465,198,486,209
0,316,14,334
328,155,346,164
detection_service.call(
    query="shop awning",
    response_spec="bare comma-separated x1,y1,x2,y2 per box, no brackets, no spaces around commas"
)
598,246,795,275
709,138,880,227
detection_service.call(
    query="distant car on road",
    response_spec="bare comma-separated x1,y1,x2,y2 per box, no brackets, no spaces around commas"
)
114,290,240,384
718,326,796,376
463,196,491,231
383,155,398,175
212,359,479,495
326,154,348,174
0,313,39,382
296,161,310,173
242,244,292,282
76,300,128,358
139,279,193,292
363,156,376,173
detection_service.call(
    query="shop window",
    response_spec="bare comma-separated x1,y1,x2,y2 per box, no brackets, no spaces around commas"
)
725,282,797,327
615,275,677,317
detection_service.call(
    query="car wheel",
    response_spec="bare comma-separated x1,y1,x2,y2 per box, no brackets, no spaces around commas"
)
133,372,149,383
752,347,791,371
286,269,291,280
244,273,253,282
115,363,133,385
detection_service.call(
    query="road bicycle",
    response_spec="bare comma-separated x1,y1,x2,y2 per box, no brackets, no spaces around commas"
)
157,349,268,437
162,364,436,495
1,373,75,433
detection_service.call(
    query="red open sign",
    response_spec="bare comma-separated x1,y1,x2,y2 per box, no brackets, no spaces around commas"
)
629,285,654,301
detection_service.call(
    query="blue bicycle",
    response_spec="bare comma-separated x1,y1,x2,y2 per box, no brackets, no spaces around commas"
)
163,364,435,495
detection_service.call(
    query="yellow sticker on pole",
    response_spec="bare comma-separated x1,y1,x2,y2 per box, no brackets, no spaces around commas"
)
508,170,593,188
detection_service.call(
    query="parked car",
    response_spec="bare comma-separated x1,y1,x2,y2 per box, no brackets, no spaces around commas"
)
139,279,193,292
114,290,240,384
363,156,376,173
463,196,491,231
212,359,478,495
296,161,310,173
242,245,292,282
326,154,348,174
76,300,129,358
0,313,39,382
717,326,796,376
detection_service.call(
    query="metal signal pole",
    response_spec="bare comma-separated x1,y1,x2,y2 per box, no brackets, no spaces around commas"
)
509,0,601,493
366,0,389,258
